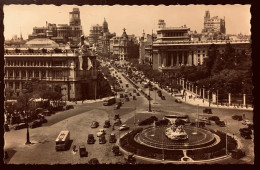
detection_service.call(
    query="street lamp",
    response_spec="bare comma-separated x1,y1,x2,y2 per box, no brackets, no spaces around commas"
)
148,80,152,112
22,89,31,145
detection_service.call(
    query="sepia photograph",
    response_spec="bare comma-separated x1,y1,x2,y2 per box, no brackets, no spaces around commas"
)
3,4,253,164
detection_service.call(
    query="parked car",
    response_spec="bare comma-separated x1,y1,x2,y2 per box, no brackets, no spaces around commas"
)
215,120,226,127
175,99,182,103
14,123,27,130
4,123,10,132
99,135,106,144
109,133,117,143
133,96,137,100
129,93,132,96
114,114,120,120
203,108,212,114
232,115,243,121
241,119,252,125
133,89,136,93
120,94,124,98
125,154,136,164
230,149,245,159
112,146,121,156
119,80,122,83
125,84,129,88
29,120,42,129
79,145,88,157
88,158,100,164
125,97,130,102
239,128,252,135
87,134,95,144
208,116,220,121
161,96,166,100
39,117,48,124
119,124,130,131
136,93,140,96
103,120,111,128
240,132,252,139
66,105,74,110
114,119,122,126
91,121,99,128
97,129,106,137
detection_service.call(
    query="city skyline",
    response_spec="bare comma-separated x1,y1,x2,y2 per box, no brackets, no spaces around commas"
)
4,5,251,40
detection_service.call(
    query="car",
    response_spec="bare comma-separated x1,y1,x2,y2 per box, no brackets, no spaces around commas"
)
29,120,42,129
14,123,27,130
125,97,130,102
241,119,252,125
91,121,99,128
97,129,106,137
133,89,136,93
87,134,95,144
4,123,10,132
126,84,129,88
204,119,211,125
136,93,140,96
133,96,137,100
112,146,121,156
125,154,136,164
230,149,245,159
114,119,122,126
215,120,226,127
114,114,120,120
37,113,45,119
66,105,74,110
232,115,243,121
79,145,88,157
103,120,111,128
39,117,48,124
119,80,122,83
109,133,117,143
175,99,182,103
119,94,124,98
119,124,130,131
208,116,220,121
124,94,128,98
88,158,100,165
99,135,106,144
239,128,252,135
240,132,252,139
161,96,166,100
4,151,9,159
42,110,51,116
118,77,121,79
129,93,132,96
203,108,213,114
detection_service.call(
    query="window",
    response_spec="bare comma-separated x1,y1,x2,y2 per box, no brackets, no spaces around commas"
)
15,82,19,90
9,82,13,89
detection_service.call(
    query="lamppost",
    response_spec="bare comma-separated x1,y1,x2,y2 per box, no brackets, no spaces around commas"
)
208,90,210,107
22,89,31,145
148,80,152,112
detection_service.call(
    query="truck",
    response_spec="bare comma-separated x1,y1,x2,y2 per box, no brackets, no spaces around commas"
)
55,130,70,151
103,97,116,106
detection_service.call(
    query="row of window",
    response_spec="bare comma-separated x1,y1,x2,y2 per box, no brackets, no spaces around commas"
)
6,70,67,78
161,32,187,37
5,60,67,67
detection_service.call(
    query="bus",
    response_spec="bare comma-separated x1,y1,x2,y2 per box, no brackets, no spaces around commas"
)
103,97,116,106
55,130,70,151
164,114,190,124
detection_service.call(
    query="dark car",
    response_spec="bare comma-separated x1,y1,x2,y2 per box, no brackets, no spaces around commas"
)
133,96,137,100
87,134,95,144
109,133,117,143
120,94,124,98
161,96,166,100
114,114,120,120
126,84,129,88
208,116,220,121
112,146,121,156
39,117,48,124
215,120,226,127
232,115,243,121
91,121,99,128
119,125,130,131
129,93,132,96
230,149,245,159
125,154,136,164
136,93,140,96
29,120,42,129
99,135,106,144
66,105,74,110
133,89,136,93
79,145,88,157
240,132,252,139
88,158,100,165
175,99,182,103
203,108,212,114
42,110,51,116
239,128,252,135
125,97,130,102
14,123,27,130
103,120,111,128
114,119,122,126
4,123,10,132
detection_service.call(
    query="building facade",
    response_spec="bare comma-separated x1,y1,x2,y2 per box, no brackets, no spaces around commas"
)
202,10,226,34
28,8,83,45
151,20,250,75
4,38,109,101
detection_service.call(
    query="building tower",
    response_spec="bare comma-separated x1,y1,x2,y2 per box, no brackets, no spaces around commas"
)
158,19,166,29
69,8,82,38
102,18,109,34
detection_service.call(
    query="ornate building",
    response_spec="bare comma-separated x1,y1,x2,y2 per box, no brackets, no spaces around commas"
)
151,20,250,75
202,10,226,34
28,8,83,45
4,38,110,100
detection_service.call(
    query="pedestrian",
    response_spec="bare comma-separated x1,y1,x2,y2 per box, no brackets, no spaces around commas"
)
82,99,84,104
203,99,204,103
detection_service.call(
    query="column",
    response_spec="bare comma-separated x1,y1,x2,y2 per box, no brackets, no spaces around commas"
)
19,70,21,79
191,84,193,93
171,53,173,66
182,51,184,65
158,52,162,67
39,70,42,79
188,51,192,66
176,52,179,66
182,79,184,89
228,93,231,106
32,70,35,77
196,86,197,95
26,70,28,78
193,50,198,66
203,88,205,99
185,81,188,89
163,53,166,67
46,70,49,80
243,94,246,107
19,82,22,91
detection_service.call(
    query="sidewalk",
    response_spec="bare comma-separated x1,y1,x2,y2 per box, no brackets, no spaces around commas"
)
151,81,253,111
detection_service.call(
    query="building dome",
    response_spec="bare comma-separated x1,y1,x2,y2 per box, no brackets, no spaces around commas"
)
25,38,59,48
121,28,128,40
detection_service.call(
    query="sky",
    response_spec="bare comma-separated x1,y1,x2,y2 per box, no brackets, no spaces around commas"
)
3,5,251,40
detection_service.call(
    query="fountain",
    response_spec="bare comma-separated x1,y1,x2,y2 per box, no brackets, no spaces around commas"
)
165,124,188,141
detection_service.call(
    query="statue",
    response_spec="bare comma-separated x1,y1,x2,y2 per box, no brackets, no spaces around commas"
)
165,124,188,141
78,35,92,70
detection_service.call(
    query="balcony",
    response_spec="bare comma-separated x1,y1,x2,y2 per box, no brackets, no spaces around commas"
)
4,76,75,82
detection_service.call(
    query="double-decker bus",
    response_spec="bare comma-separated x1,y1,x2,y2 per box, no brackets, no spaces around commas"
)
55,130,70,151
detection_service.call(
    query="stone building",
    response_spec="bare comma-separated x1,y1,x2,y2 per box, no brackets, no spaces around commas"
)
4,38,110,101
202,10,226,34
